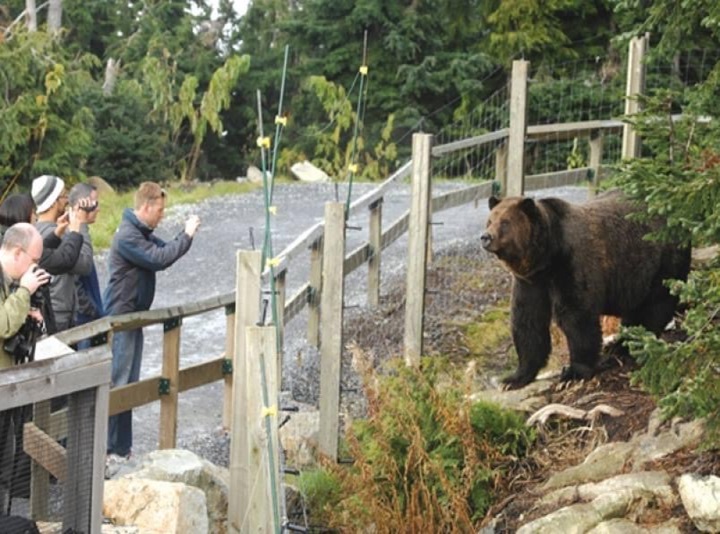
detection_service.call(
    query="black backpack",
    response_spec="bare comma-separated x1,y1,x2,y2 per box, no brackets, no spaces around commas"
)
0,515,40,534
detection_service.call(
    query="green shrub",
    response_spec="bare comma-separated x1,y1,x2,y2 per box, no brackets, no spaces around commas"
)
310,356,534,531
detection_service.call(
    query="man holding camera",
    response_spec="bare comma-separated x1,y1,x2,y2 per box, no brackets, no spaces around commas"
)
104,182,200,460
0,223,50,513
32,175,94,332
0,223,51,368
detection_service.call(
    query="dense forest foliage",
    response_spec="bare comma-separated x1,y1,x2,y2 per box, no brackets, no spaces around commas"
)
1,0,692,192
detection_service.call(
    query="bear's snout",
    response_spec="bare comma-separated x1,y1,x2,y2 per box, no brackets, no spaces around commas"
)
480,232,493,249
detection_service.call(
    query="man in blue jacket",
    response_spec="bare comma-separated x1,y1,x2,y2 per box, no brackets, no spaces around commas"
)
104,182,201,459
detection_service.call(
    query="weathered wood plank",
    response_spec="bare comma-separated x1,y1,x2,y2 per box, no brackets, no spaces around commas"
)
63,388,96,532
179,357,225,392
432,129,509,156
404,134,432,367
525,167,591,191
159,320,182,449
0,349,111,412
109,377,161,416
23,422,66,482
318,203,345,459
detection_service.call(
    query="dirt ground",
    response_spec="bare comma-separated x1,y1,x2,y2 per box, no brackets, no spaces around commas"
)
343,241,719,533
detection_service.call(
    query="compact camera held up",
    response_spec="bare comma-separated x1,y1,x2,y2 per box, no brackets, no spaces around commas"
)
3,276,45,365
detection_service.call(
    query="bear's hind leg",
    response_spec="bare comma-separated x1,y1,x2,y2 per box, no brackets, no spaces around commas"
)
557,312,602,381
623,284,679,336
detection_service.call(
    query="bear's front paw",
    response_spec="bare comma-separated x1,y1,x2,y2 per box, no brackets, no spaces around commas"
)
560,363,595,382
501,371,535,390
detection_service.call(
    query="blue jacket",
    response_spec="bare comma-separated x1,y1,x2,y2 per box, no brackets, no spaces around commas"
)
103,208,193,315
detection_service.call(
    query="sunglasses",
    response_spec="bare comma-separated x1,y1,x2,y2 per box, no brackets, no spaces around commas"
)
78,200,99,213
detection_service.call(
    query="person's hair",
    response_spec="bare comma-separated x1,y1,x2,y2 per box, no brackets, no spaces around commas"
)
1,222,36,251
0,193,35,227
134,182,166,209
68,182,97,208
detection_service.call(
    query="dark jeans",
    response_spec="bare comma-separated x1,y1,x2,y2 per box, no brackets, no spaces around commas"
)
107,328,143,457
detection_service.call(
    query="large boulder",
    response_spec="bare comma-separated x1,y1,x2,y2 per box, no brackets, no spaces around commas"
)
677,474,720,532
125,449,229,534
290,161,330,183
103,478,208,534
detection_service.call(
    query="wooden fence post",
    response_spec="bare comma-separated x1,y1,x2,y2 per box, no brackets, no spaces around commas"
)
273,270,287,378
228,250,262,533
367,199,383,308
404,133,433,367
30,401,51,519
507,60,529,197
318,202,346,460
622,34,648,159
159,317,181,449
495,142,508,196
241,326,281,533
307,237,323,348
222,304,235,429
588,132,604,195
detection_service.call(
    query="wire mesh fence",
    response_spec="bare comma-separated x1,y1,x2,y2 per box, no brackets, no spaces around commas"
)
0,347,109,534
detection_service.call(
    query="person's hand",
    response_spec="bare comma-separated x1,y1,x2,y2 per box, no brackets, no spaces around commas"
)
19,265,50,295
68,205,84,232
184,214,201,237
27,308,44,324
74,198,93,224
54,211,70,237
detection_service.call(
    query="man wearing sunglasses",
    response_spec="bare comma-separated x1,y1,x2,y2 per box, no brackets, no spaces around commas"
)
68,183,104,347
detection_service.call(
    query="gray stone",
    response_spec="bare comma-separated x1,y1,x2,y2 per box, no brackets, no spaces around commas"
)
104,478,208,534
279,410,320,468
586,518,682,533
517,490,635,534
631,419,704,468
290,160,331,183
540,471,675,509
126,449,229,534
543,442,634,491
677,473,720,532
247,165,270,184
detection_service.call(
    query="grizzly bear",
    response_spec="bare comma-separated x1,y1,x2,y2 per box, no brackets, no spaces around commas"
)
480,191,691,389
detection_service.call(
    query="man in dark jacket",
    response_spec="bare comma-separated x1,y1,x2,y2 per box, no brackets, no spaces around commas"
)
104,182,200,459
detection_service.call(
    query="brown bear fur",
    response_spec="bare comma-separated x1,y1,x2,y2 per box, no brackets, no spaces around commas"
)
480,191,691,389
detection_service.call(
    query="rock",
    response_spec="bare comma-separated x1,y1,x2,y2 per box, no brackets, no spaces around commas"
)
517,490,636,534
677,473,720,532
540,471,675,510
104,478,208,534
125,449,228,534
88,175,114,194
543,442,635,490
586,518,682,533
280,410,320,468
290,161,331,183
247,165,270,184
630,419,704,468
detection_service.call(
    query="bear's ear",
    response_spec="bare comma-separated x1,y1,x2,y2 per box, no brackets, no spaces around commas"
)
519,197,539,218
489,196,500,210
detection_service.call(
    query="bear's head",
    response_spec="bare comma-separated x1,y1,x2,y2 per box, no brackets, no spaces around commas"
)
481,196,547,278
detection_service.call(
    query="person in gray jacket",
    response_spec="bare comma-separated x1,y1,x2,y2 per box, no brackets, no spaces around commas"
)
32,174,93,331
104,181,200,459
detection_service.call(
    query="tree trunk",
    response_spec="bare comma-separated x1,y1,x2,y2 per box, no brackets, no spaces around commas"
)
25,0,37,31
102,58,121,96
47,0,61,34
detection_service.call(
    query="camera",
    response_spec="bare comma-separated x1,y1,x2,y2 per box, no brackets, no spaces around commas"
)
3,291,44,364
